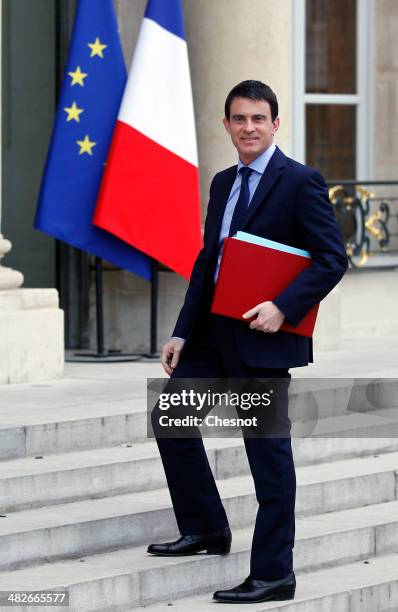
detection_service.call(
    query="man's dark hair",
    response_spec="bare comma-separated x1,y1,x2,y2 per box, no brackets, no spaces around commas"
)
224,80,278,121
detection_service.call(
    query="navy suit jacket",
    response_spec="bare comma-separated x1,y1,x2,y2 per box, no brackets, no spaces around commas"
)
172,146,348,368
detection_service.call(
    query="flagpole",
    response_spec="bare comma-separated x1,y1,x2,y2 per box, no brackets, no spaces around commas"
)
95,257,105,356
149,258,159,356
134,257,160,360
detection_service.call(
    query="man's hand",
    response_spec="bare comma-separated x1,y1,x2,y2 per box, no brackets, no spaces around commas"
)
161,338,185,375
242,301,285,333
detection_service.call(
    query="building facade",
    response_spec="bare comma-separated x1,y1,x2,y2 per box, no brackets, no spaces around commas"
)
1,0,397,366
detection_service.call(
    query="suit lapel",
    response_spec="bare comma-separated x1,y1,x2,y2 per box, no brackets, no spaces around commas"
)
206,147,287,253
240,146,287,231
207,165,237,250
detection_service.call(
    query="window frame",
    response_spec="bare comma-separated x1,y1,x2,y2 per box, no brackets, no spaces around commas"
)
292,0,373,179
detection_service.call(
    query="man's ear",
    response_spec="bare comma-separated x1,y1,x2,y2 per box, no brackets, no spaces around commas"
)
273,117,280,134
223,117,231,134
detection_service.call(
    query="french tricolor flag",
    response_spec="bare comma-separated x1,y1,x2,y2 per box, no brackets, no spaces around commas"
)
93,0,202,280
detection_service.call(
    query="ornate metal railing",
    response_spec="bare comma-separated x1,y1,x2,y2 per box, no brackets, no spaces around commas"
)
327,180,398,269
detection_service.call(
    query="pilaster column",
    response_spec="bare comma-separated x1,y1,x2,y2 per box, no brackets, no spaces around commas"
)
0,0,24,290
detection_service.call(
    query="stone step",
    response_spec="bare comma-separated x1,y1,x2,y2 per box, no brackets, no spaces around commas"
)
2,376,398,460
0,502,397,610
0,379,398,460
304,406,398,438
131,552,398,612
0,452,397,570
0,400,147,460
2,436,398,512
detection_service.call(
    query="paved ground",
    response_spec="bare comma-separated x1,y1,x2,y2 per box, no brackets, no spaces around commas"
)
1,335,397,403
63,335,398,383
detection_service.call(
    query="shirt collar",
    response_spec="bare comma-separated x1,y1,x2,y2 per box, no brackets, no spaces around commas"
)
237,142,276,175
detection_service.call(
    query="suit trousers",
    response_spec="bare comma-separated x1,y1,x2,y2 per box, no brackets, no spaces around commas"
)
152,313,296,580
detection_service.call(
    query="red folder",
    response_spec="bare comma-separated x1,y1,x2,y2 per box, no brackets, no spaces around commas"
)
210,237,319,337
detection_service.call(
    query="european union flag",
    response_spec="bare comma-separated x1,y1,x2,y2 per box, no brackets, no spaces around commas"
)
35,0,151,280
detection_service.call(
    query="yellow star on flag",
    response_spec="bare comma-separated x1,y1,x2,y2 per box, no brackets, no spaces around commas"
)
77,135,97,156
88,37,107,58
64,102,84,123
68,66,88,87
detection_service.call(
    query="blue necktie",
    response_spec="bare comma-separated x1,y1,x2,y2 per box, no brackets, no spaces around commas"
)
228,166,253,237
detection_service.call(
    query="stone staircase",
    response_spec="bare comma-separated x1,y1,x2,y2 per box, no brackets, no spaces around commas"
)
0,380,398,611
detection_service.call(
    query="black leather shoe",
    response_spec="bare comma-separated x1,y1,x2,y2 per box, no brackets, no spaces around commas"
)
147,526,231,556
213,572,295,603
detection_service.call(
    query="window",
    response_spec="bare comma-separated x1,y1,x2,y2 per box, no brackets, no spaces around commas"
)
306,0,356,95
293,0,371,180
306,105,356,179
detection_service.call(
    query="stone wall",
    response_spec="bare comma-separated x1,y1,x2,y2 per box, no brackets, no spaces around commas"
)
89,0,398,354
373,0,398,179
92,0,293,352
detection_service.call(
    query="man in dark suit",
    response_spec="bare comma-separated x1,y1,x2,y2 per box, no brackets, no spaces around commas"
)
147,81,348,604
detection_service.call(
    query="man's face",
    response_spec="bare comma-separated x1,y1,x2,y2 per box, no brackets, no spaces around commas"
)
223,97,280,164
